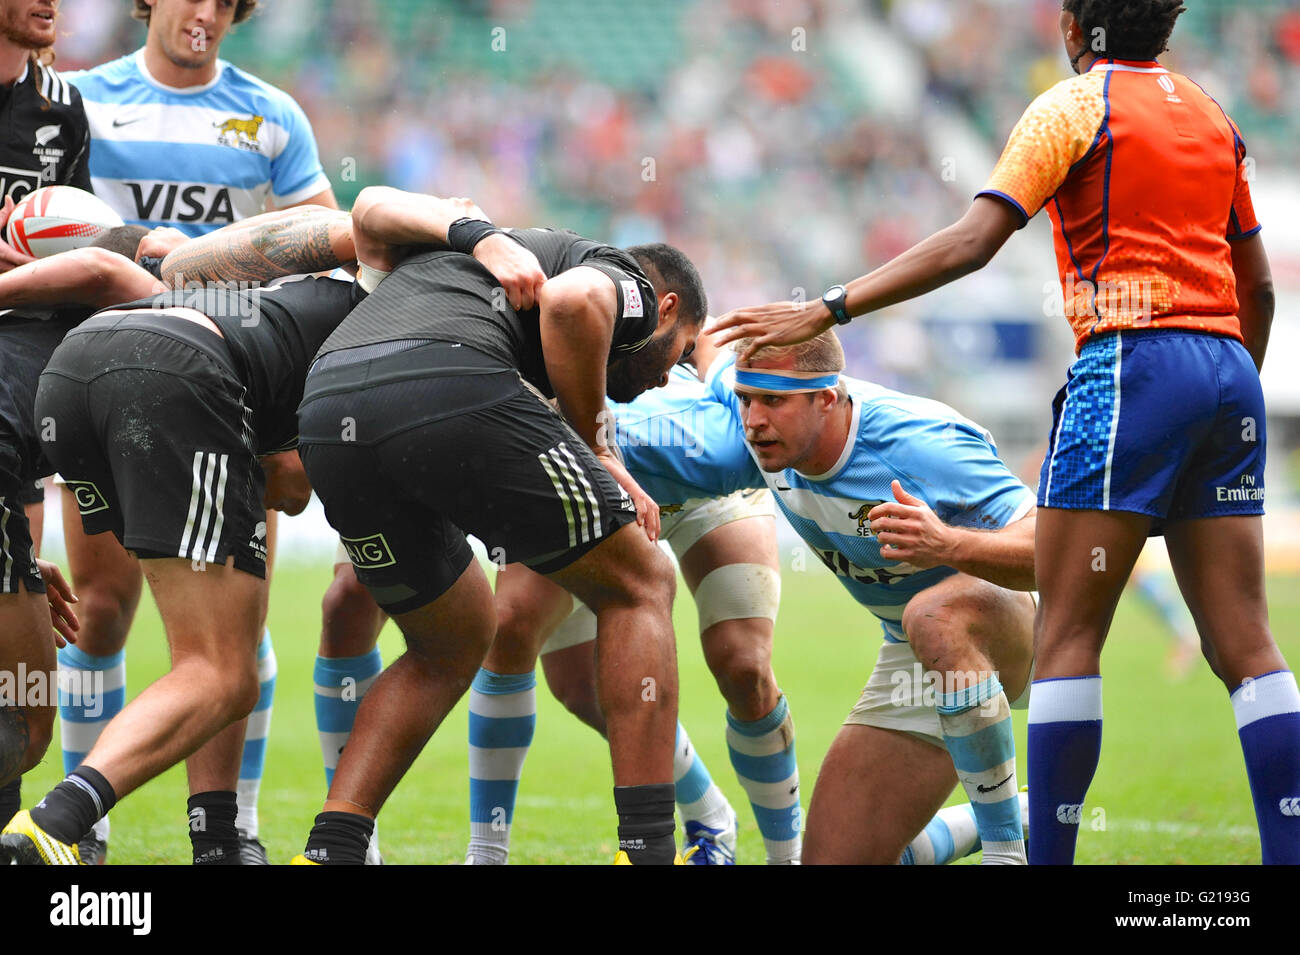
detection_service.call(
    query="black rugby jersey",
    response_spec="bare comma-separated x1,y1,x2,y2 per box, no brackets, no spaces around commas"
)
109,275,365,454
1,308,92,483
313,228,658,397
1,58,91,201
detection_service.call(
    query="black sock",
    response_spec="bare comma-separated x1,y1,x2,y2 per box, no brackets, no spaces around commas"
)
615,783,676,865
301,811,374,865
29,766,116,845
0,778,19,830
188,791,241,865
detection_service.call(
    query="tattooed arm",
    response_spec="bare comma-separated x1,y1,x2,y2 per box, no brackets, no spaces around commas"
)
159,205,355,287
351,187,546,307
0,247,162,309
349,186,488,272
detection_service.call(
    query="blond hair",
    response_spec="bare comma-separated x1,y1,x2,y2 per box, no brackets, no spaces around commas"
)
732,329,849,401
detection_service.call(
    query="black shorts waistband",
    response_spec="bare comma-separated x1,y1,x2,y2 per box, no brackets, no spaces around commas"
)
67,310,238,377
304,340,517,403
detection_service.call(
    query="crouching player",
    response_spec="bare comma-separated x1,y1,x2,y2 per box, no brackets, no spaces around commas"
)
619,331,1037,863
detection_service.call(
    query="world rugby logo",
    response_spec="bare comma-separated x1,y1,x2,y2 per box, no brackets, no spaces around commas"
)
1280,797,1300,817
340,532,396,569
1157,75,1176,94
63,480,109,516
1056,803,1083,825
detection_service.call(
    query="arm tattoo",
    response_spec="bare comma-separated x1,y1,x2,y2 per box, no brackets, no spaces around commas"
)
160,208,351,287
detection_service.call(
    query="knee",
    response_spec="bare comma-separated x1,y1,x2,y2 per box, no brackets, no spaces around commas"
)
494,595,544,649
902,594,969,668
599,548,676,613
182,657,260,723
320,565,384,656
706,635,772,709
74,582,139,650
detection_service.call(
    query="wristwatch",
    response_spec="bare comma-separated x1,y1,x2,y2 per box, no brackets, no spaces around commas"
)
822,284,852,325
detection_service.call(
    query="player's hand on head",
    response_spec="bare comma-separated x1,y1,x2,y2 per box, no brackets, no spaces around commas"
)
474,233,546,312
712,298,835,362
36,559,80,648
867,480,953,570
0,197,37,274
136,226,189,262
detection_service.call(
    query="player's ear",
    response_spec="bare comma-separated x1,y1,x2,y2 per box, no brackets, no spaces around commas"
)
1060,9,1080,45
655,291,679,331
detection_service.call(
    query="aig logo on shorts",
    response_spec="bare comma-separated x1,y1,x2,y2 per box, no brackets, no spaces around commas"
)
340,532,396,569
64,481,109,516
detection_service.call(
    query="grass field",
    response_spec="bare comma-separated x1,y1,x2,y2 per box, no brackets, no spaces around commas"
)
20,558,1300,865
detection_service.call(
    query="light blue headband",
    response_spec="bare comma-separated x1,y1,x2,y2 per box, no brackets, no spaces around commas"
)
733,368,840,394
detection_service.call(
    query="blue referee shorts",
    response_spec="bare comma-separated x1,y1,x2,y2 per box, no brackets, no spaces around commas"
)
1038,329,1265,529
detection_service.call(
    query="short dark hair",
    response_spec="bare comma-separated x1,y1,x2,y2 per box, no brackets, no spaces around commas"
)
89,225,151,260
132,0,258,26
1062,0,1185,60
626,243,708,327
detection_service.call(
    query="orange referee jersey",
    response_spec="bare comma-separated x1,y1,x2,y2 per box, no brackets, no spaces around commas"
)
979,57,1259,352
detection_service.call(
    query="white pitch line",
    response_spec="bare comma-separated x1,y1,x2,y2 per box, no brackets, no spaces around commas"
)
1105,819,1258,839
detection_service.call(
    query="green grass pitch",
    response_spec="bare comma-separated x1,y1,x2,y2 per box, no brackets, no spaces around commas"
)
22,559,1300,864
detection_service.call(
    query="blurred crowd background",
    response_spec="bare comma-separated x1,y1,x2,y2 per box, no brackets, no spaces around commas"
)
49,0,1300,528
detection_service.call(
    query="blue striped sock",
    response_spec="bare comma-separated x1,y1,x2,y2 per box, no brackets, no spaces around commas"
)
236,630,277,838
900,803,977,865
57,645,125,774
1027,675,1102,864
1231,669,1300,864
673,722,732,831
467,668,536,864
313,648,383,786
726,696,801,864
938,675,1023,864
899,790,1029,864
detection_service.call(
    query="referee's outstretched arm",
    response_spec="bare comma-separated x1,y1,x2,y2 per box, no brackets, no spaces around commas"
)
713,195,1023,358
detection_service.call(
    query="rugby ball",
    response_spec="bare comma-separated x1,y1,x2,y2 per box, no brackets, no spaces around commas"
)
6,185,125,258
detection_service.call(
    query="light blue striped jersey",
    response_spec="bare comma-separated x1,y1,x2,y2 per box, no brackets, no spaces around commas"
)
617,356,1034,641
609,362,757,506
64,50,330,236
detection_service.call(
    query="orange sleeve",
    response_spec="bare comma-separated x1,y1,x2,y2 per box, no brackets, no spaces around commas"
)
1227,123,1260,239
977,76,1108,227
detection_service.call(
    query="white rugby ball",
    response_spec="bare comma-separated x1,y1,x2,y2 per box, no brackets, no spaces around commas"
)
6,185,125,258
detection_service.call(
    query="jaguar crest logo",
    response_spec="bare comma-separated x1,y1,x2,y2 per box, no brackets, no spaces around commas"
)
215,115,265,149
848,501,885,535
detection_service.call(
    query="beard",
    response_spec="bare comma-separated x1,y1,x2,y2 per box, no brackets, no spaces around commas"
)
0,5,55,51
605,330,677,403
